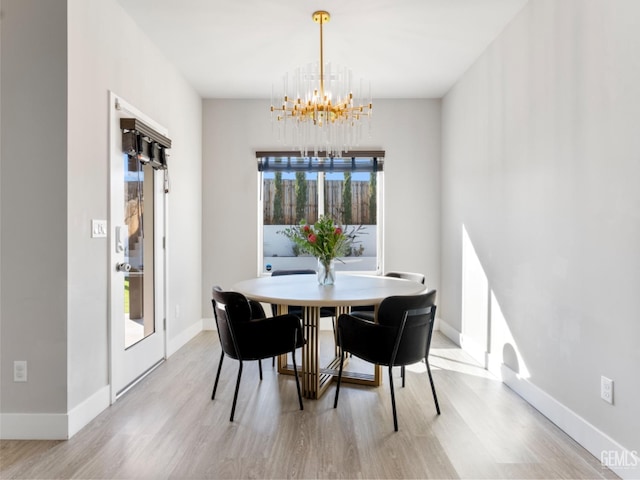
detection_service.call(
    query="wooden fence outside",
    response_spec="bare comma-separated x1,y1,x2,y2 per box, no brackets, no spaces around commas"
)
263,179,373,225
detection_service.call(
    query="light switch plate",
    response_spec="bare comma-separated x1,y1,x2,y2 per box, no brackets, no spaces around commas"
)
92,220,107,238
14,360,27,382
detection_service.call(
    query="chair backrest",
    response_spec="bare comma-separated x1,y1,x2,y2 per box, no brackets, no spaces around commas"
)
377,289,437,366
269,270,315,316
211,286,253,360
385,271,426,285
271,269,315,277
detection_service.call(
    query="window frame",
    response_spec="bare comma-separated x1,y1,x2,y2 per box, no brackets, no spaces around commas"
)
257,151,384,277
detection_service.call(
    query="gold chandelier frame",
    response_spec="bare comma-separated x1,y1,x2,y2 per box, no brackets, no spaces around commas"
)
270,10,373,156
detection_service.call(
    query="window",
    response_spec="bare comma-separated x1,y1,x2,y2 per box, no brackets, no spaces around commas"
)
258,152,384,275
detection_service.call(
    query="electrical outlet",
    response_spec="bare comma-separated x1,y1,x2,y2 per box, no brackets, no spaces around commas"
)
14,360,27,382
601,376,613,404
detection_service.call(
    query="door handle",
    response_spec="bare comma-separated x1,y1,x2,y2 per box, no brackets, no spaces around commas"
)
116,262,131,272
115,225,126,253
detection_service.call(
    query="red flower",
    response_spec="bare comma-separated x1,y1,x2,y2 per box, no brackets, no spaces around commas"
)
307,234,317,243
334,227,343,235
303,225,310,232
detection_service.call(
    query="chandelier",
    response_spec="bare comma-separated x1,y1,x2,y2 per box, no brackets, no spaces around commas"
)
270,11,373,157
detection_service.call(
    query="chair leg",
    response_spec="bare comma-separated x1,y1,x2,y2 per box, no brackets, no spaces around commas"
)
329,315,341,357
331,316,350,357
333,348,345,408
211,351,225,400
230,361,243,422
401,365,406,388
291,349,303,411
258,359,263,380
389,365,399,431
333,317,351,358
426,361,441,415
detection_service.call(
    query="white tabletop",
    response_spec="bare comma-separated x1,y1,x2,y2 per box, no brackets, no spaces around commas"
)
232,274,427,307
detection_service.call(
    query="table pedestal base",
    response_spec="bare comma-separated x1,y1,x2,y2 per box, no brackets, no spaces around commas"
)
277,304,381,399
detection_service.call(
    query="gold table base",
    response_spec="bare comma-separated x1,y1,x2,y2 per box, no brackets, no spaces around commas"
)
277,304,381,399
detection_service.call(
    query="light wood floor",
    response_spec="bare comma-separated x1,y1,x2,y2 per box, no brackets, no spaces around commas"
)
0,331,618,479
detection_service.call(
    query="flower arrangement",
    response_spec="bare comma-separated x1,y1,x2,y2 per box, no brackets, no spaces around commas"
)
279,216,362,284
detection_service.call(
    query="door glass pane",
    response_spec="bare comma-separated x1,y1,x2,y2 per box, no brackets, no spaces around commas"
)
124,154,155,349
262,170,318,272
324,171,377,271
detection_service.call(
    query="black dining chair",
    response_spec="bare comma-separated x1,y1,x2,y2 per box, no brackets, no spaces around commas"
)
269,269,314,317
269,269,337,360
350,271,426,321
333,289,440,431
349,271,426,383
269,269,336,319
211,286,305,421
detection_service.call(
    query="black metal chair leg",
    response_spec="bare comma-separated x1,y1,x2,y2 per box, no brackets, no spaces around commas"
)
401,365,406,388
211,351,225,400
258,359,263,380
332,316,337,342
426,361,441,415
333,348,345,408
291,349,303,410
230,361,243,422
389,365,399,431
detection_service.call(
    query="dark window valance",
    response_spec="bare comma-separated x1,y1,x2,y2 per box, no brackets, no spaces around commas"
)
121,118,171,170
256,150,385,173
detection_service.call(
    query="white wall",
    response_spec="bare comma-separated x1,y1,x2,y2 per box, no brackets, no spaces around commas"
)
1,0,69,415
441,0,640,468
0,0,202,438
66,0,202,410
202,99,441,317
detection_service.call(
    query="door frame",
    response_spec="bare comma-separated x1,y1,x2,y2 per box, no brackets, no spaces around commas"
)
108,92,168,403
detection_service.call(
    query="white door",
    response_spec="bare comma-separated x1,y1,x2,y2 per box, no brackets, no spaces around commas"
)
109,93,166,400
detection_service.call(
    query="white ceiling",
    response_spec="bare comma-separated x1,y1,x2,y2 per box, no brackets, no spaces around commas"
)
117,0,528,99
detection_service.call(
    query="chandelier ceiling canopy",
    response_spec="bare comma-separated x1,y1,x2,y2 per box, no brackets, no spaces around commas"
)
270,10,373,158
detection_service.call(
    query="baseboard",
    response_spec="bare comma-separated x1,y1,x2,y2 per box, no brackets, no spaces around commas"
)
68,386,110,438
440,320,638,479
436,318,462,347
0,321,231,441
460,333,488,368
486,350,503,378
437,321,491,370
202,317,216,330
167,320,203,356
1,385,111,440
501,365,639,480
0,413,68,440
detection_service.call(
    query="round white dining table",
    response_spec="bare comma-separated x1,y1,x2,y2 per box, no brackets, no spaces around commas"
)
233,273,427,399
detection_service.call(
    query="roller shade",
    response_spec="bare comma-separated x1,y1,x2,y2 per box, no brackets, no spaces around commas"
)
256,151,384,173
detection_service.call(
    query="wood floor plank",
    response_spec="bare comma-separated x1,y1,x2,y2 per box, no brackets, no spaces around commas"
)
0,331,617,479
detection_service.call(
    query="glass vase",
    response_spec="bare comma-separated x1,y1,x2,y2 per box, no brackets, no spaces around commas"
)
317,258,336,286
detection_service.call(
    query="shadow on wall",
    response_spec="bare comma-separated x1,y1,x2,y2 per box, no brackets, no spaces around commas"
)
461,224,530,379
503,343,520,375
